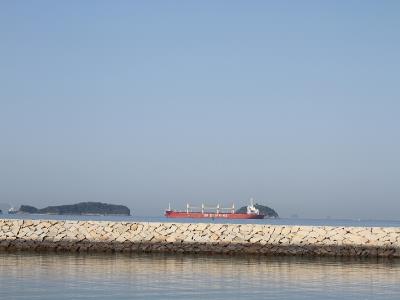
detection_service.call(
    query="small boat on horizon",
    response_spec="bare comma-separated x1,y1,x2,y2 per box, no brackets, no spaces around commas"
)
165,199,265,219
8,207,18,214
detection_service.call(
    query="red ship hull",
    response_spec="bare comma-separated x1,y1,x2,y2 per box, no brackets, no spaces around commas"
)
165,210,264,219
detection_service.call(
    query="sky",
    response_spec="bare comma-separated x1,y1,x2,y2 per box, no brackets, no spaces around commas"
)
1,1,399,219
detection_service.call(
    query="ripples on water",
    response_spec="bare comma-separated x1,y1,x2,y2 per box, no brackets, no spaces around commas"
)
0,252,399,299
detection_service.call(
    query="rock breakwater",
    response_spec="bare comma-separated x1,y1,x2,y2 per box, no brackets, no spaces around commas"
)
0,219,399,257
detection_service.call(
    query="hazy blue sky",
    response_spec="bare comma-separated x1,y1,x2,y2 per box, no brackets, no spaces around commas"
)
1,1,399,219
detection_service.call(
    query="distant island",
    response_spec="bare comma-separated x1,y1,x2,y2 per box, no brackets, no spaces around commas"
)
18,202,130,216
236,203,279,218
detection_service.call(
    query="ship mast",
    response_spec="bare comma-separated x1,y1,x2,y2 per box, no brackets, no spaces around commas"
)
250,197,254,206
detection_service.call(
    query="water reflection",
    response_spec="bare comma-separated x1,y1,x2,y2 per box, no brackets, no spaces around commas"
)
1,252,399,299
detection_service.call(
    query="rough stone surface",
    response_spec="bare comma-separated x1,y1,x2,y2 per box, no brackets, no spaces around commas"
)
0,219,399,257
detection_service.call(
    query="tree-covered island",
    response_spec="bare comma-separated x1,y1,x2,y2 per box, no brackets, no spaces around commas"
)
236,203,279,218
18,202,130,216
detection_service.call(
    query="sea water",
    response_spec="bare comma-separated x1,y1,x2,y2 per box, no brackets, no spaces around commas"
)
2,213,400,227
1,215,400,299
0,252,399,299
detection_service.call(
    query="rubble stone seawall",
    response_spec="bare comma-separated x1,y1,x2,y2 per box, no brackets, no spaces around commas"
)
1,219,399,257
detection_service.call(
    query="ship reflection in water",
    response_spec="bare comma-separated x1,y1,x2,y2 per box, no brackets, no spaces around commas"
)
0,252,399,299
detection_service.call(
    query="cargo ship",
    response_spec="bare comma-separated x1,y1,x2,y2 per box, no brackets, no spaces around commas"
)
165,200,265,219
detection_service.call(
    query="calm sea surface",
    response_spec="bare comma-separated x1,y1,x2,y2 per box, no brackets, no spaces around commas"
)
0,252,399,300
2,214,400,227
1,215,400,299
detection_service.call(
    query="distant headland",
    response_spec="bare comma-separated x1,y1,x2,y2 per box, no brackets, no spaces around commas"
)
17,202,130,216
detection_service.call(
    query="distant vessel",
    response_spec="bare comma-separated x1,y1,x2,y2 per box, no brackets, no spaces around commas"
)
165,199,265,219
8,207,18,214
